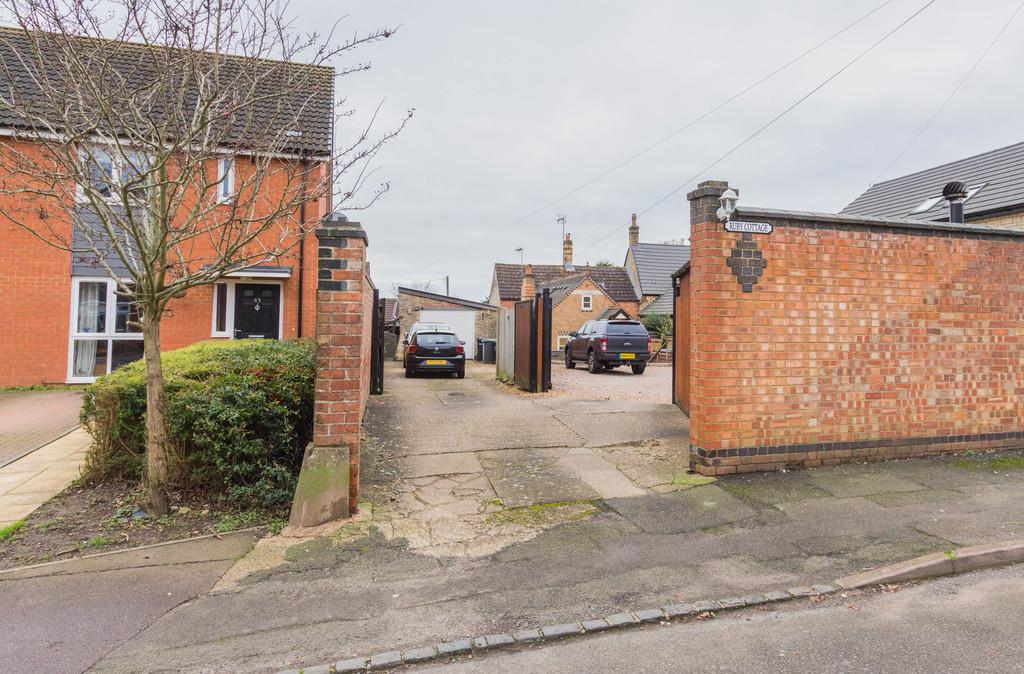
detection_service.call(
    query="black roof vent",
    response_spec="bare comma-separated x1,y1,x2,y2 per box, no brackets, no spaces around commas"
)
942,181,968,200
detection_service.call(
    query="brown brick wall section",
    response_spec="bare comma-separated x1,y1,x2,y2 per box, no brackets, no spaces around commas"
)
551,278,640,349
684,181,1024,475
314,222,370,511
972,210,1024,229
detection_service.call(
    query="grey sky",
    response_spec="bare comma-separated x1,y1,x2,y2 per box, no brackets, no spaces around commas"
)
314,1,1023,301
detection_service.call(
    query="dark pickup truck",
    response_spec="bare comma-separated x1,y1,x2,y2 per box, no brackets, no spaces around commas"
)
564,319,651,375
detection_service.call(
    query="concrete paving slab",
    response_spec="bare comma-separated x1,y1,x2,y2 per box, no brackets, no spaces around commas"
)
402,453,483,478
479,448,599,508
554,410,689,447
808,472,927,498
557,451,645,499
606,485,756,534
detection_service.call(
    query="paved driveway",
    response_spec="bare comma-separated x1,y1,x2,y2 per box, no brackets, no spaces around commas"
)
0,390,83,467
549,361,672,402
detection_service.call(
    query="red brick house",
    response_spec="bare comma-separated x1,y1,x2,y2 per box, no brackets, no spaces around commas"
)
488,233,640,351
0,29,333,386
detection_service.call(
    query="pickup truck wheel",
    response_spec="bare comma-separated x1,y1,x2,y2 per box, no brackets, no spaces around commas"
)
587,350,600,374
565,349,576,369
630,363,646,375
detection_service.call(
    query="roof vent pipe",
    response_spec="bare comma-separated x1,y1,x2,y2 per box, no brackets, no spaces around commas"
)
942,181,968,224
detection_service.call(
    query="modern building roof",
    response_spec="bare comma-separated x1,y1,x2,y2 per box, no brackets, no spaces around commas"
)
492,263,639,303
641,291,674,316
0,26,333,157
628,242,691,297
397,286,498,311
841,141,1024,221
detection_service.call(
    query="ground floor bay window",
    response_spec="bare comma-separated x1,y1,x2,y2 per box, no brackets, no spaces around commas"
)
68,278,143,382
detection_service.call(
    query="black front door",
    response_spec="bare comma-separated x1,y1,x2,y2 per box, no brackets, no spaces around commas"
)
234,284,280,339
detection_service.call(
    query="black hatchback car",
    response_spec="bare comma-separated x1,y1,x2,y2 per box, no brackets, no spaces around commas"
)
403,330,466,378
564,320,651,374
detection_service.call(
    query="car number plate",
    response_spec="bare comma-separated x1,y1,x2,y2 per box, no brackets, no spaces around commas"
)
621,353,636,359
425,359,447,365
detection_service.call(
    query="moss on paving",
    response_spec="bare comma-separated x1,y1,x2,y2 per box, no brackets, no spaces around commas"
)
954,455,1024,472
671,472,717,489
486,500,599,527
0,520,25,542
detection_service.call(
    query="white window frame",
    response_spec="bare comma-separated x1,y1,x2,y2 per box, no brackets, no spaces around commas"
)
557,334,571,349
217,156,235,202
581,294,593,312
66,277,144,383
210,279,285,339
77,144,152,204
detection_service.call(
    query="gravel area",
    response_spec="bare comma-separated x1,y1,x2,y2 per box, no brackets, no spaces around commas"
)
548,361,672,402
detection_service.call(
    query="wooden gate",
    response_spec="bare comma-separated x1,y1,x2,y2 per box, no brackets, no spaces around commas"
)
496,307,515,381
370,290,385,395
512,290,552,392
673,271,690,414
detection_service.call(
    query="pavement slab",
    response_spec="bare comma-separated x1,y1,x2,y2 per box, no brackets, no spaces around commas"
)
605,484,756,534
479,448,600,507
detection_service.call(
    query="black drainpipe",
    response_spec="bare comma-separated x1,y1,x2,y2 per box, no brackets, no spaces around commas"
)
297,160,309,337
942,181,968,224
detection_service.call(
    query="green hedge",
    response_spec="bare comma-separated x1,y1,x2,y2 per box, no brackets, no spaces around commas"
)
81,339,315,507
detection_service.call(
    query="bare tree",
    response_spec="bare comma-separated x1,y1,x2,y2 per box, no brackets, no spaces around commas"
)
0,0,410,515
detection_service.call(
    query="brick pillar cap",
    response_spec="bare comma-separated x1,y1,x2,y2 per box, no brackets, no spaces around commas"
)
686,180,733,202
317,213,368,243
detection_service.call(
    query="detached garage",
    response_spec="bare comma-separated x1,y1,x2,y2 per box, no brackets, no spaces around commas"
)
395,287,498,360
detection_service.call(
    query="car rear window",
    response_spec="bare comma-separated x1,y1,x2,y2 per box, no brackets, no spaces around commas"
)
605,321,646,335
417,333,458,346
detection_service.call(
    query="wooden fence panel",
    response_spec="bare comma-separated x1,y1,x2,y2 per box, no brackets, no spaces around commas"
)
496,307,515,380
673,273,691,414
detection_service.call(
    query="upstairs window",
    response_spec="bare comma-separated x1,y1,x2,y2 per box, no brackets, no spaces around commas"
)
581,294,593,312
217,157,235,201
80,146,152,203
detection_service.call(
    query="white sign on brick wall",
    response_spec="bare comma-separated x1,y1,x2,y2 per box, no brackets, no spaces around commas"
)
725,221,773,234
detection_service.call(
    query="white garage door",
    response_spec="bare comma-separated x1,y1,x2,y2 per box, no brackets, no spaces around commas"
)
419,309,477,359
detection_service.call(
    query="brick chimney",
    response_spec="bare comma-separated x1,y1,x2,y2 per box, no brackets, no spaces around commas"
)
629,213,639,246
521,263,535,300
562,233,574,271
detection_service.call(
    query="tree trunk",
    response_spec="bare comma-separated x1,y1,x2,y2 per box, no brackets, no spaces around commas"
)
142,312,171,517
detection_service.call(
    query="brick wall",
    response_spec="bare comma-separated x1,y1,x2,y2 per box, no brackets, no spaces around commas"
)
971,210,1024,230
681,180,1024,475
551,277,640,350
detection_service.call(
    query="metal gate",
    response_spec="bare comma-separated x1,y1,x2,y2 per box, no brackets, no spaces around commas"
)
512,289,552,393
370,290,385,395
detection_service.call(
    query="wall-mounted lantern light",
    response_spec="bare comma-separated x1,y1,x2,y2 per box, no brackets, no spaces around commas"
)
717,188,738,222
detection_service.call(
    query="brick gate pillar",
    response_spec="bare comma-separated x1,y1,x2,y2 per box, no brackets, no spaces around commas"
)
685,180,731,474
288,214,368,528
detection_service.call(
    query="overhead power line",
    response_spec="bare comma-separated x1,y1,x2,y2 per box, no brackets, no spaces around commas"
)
576,0,938,257
420,0,897,270
870,0,1024,185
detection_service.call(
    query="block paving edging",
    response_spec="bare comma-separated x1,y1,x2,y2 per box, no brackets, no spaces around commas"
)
281,583,843,674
